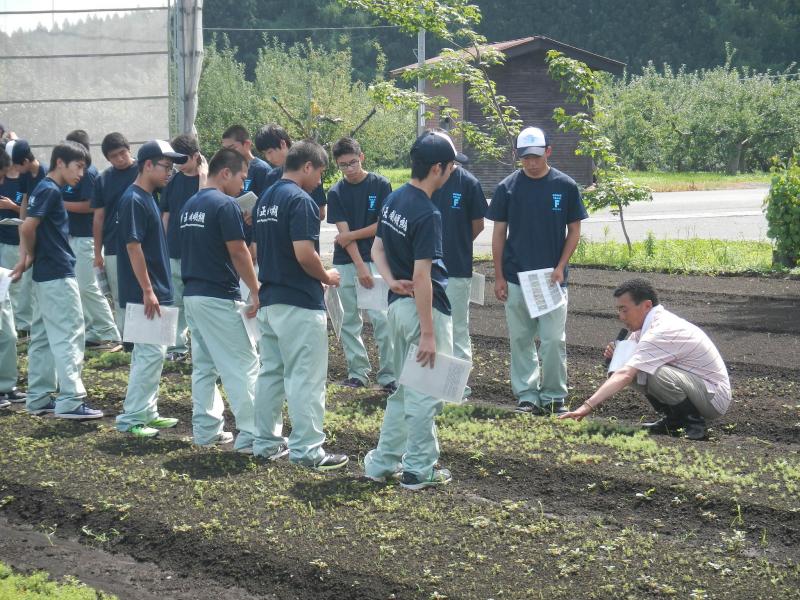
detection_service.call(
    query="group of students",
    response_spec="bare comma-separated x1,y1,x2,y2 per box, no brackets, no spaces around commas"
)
2,119,729,490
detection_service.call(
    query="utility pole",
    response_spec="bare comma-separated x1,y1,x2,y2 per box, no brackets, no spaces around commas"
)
417,27,426,136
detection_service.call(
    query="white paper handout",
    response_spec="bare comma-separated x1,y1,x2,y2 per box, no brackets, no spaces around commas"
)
239,278,251,303
0,268,12,303
122,304,179,346
237,302,260,347
0,218,23,227
517,268,567,318
607,339,637,374
356,275,389,311
236,191,258,215
324,285,344,339
398,344,472,404
469,272,485,305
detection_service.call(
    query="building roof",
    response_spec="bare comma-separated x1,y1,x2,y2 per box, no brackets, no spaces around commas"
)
390,35,626,77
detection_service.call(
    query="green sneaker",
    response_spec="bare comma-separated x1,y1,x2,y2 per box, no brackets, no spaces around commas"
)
129,424,159,438
147,417,179,429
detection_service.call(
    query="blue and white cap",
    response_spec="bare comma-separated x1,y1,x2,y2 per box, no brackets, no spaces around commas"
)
516,126,548,157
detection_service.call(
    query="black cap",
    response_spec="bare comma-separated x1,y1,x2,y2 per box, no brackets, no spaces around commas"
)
137,139,188,165
410,131,469,165
10,139,31,164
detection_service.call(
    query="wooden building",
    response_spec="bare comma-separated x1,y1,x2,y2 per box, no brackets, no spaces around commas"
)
390,36,625,193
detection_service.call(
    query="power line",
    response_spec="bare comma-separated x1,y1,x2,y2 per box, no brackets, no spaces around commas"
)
202,25,401,32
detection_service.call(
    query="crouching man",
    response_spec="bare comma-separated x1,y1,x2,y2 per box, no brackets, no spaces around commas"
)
560,278,731,440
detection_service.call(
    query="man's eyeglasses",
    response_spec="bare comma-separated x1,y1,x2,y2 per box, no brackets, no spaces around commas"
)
337,158,360,171
154,162,174,171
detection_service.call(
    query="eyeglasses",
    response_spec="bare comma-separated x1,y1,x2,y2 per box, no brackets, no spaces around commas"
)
154,162,173,171
337,158,360,171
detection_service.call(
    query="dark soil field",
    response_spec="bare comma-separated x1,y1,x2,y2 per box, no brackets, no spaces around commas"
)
1,265,798,599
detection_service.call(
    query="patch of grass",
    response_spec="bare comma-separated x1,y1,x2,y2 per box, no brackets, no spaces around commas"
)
0,562,117,599
374,167,409,191
627,171,771,192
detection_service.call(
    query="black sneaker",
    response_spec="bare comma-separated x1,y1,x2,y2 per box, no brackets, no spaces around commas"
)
341,377,366,389
165,351,189,362
86,340,123,352
27,399,56,416
0,399,10,410
399,468,452,490
381,381,398,394
541,402,568,416
515,401,544,415
0,388,26,403
313,453,349,472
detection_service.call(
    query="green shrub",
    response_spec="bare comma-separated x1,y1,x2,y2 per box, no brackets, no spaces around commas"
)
765,156,800,267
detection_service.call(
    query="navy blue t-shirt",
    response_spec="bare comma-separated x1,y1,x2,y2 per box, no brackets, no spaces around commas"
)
377,183,450,315
0,175,23,245
115,184,173,308
431,166,488,278
180,188,246,300
62,164,98,238
253,179,324,310
26,177,76,282
92,162,138,256
486,167,588,285
20,164,47,196
326,172,391,265
159,171,199,259
264,166,327,208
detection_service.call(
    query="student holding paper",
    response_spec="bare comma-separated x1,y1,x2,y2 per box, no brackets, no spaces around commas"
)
180,148,259,450
254,123,327,219
160,134,207,361
364,130,463,490
115,140,188,438
327,137,396,391
432,162,488,398
62,130,121,351
560,279,731,440
487,126,588,416
11,141,103,419
92,132,139,332
251,141,348,470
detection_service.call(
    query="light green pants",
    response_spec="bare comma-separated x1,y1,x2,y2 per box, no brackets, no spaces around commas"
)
505,282,568,406
335,261,394,385
104,254,125,333
0,295,17,391
364,298,453,480
26,277,87,413
633,365,722,420
0,242,33,331
69,236,120,343
253,304,327,465
184,296,257,449
445,276,473,397
116,340,166,431
168,258,189,354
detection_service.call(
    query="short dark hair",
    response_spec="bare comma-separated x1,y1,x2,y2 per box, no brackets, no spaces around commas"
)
66,129,90,151
285,141,328,171
0,146,10,171
170,133,199,156
221,125,250,144
331,137,362,159
50,141,91,172
613,278,660,306
208,148,246,177
411,157,448,181
101,132,129,158
254,123,292,153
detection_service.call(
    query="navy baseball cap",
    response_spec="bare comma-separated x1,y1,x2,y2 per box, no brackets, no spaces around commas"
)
410,131,469,165
10,139,32,164
137,139,188,165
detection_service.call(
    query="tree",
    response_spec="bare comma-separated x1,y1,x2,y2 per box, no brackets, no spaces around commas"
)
546,50,652,254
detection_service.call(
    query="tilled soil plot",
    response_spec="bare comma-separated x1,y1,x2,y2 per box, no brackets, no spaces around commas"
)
0,266,798,600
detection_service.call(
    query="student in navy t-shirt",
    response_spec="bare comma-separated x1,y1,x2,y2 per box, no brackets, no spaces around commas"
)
11,139,47,214
432,163,488,398
62,130,120,349
114,140,188,439
159,133,207,360
255,123,327,219
327,137,395,391
92,132,139,331
486,126,588,415
12,141,103,420
251,140,348,471
364,130,467,491
179,148,260,451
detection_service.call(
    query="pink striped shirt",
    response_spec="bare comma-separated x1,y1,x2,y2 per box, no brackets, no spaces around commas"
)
627,305,731,413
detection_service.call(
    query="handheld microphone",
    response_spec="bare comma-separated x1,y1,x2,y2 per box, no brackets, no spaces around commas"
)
604,328,629,366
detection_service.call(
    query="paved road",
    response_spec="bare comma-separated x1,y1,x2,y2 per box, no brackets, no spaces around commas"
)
319,187,770,256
